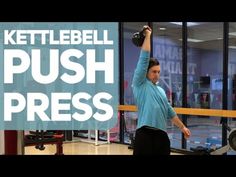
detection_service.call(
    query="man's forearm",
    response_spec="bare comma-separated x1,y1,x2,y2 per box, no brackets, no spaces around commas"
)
171,115,186,130
141,32,151,52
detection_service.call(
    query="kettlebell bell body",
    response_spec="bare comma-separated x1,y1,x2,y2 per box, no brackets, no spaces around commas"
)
132,27,149,47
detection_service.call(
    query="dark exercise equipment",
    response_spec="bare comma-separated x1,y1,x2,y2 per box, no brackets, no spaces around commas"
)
189,126,236,155
209,127,236,155
132,27,149,47
24,130,64,155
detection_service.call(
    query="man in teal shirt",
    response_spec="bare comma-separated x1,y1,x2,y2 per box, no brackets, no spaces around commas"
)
132,25,191,155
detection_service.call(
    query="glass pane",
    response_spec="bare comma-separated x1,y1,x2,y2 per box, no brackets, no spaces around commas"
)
124,22,147,105
228,22,236,155
187,22,223,151
99,112,120,143
153,22,183,149
123,22,147,144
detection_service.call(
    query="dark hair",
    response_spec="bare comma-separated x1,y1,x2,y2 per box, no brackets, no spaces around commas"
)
148,58,159,71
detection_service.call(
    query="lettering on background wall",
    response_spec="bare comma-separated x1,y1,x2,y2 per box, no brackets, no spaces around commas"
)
154,44,197,75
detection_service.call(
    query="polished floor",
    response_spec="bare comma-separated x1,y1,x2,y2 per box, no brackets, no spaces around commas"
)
25,141,133,155
24,141,182,155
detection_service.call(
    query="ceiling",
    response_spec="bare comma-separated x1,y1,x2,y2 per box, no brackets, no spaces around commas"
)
123,22,236,50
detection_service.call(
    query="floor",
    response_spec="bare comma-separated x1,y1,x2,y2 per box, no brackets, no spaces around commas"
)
25,141,133,155
24,140,182,155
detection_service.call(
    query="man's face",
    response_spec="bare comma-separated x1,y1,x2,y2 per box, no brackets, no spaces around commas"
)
147,65,160,84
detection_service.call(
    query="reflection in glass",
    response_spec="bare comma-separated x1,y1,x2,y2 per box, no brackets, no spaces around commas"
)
187,22,223,151
153,22,183,149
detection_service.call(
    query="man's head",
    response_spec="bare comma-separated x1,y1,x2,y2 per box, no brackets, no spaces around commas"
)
147,58,160,84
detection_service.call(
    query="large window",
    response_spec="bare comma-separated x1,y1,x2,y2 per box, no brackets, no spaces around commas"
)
123,22,147,143
187,22,223,150
153,22,183,149
121,22,235,155
228,23,236,155
228,23,236,112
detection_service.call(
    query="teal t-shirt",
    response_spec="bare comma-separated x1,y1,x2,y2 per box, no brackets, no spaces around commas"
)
132,49,176,132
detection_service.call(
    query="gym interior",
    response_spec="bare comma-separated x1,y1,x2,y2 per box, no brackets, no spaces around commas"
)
1,22,236,155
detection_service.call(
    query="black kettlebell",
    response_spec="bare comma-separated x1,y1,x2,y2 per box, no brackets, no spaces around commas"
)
132,27,149,47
